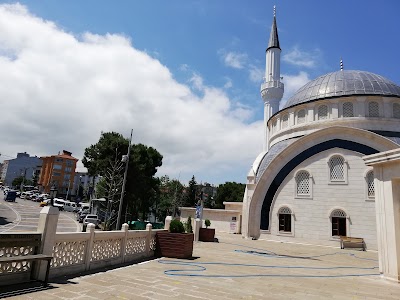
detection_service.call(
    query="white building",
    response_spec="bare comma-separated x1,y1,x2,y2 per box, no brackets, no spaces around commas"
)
242,9,400,250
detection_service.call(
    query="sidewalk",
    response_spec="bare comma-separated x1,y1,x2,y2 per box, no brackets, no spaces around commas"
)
1,233,400,299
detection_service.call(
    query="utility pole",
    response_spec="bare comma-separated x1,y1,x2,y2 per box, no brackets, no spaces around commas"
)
116,129,133,230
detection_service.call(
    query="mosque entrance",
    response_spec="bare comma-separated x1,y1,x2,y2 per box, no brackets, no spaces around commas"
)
332,217,346,236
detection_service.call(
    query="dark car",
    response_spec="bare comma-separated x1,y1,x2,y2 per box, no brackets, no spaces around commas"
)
5,190,17,202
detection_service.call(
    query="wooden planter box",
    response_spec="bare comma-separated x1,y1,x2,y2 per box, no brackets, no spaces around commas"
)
199,228,215,242
155,232,194,259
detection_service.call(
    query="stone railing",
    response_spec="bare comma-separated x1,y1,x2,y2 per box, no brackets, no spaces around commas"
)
49,223,161,278
0,207,166,283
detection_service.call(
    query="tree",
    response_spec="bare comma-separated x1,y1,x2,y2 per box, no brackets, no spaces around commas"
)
213,182,245,209
12,176,32,189
82,132,163,226
183,175,197,207
157,175,185,220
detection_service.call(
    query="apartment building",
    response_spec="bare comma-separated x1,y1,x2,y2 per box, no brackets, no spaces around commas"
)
38,150,78,195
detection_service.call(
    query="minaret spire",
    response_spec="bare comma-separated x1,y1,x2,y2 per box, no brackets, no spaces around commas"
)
261,6,284,151
267,6,280,51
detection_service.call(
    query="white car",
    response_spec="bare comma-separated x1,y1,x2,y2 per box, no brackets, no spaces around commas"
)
84,214,100,226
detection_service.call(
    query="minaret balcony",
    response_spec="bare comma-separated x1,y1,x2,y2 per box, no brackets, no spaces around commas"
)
261,80,284,91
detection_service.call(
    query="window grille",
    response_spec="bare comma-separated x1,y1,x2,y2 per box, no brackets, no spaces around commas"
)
297,109,305,124
331,209,346,218
318,105,328,120
279,207,292,214
393,103,400,119
342,102,354,117
282,114,289,128
296,171,310,195
367,171,375,197
329,156,345,181
368,101,379,117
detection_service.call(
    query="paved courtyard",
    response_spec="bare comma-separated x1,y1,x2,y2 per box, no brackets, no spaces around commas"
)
1,233,400,299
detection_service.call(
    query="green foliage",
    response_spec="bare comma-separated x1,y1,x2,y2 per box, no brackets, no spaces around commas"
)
169,219,185,233
157,175,185,220
12,176,33,189
83,131,163,226
185,216,193,233
204,219,211,228
183,175,197,207
214,182,245,209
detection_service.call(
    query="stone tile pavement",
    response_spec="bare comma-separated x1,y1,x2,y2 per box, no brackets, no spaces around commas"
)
1,233,400,299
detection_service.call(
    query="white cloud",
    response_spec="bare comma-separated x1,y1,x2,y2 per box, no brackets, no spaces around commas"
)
223,77,233,89
0,4,263,184
249,65,264,83
283,46,321,68
219,50,247,69
280,71,311,107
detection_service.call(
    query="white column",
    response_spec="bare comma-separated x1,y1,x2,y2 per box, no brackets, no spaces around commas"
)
36,206,59,281
164,216,172,231
194,218,201,242
264,102,271,151
364,149,400,282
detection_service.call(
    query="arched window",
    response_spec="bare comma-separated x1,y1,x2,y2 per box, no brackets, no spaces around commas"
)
297,109,306,124
368,101,379,117
393,103,400,119
296,170,311,197
331,209,347,236
281,114,289,129
278,207,292,233
318,105,328,120
366,170,375,199
342,102,354,117
329,155,345,182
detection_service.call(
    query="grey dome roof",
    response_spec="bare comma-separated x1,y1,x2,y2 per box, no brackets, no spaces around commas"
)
283,70,400,109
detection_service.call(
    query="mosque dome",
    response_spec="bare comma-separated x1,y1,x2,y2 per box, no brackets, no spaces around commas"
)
283,70,400,109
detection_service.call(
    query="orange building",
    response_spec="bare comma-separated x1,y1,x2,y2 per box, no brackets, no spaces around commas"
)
38,150,78,195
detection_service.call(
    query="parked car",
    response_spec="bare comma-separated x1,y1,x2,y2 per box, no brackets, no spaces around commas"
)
39,199,51,207
77,210,90,222
83,214,100,226
53,198,66,211
63,201,77,212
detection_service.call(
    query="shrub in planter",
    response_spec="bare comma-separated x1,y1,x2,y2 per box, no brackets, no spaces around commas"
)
156,219,194,259
185,216,193,233
170,219,185,233
199,219,215,242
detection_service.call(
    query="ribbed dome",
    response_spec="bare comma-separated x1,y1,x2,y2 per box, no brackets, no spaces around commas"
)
283,70,400,109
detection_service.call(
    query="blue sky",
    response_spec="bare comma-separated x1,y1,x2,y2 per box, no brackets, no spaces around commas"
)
0,1,399,185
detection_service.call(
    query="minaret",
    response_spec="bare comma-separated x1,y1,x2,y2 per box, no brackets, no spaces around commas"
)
261,5,284,151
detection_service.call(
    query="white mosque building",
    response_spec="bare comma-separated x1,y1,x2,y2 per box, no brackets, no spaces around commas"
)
241,9,400,250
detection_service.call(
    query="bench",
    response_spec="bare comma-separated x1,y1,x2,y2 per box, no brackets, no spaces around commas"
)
0,233,53,286
339,236,366,251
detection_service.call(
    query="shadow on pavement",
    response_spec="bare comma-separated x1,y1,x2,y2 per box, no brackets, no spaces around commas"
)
0,215,12,226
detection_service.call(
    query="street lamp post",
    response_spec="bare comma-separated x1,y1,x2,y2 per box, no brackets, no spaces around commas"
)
50,184,57,207
116,129,133,230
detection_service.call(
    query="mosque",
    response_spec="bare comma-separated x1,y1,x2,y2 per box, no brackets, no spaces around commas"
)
241,8,400,250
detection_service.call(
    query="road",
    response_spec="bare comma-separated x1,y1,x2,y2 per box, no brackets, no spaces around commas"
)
0,193,81,233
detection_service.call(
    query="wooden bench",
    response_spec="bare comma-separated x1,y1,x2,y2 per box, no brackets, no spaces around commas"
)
340,236,366,251
0,233,53,286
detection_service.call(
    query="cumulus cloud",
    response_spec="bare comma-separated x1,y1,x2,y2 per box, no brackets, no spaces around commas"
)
219,50,247,69
283,46,321,68
0,3,263,184
280,71,311,107
249,65,264,83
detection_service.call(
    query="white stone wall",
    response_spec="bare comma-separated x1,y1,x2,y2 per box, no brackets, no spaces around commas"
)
270,147,378,250
180,207,241,234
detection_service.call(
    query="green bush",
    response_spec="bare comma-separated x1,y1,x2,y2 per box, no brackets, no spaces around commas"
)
185,216,193,233
169,219,185,233
205,219,211,228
